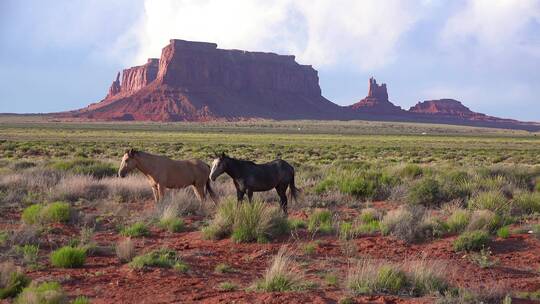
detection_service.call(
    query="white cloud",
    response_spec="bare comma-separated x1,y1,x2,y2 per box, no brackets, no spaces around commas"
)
126,0,425,70
440,0,540,56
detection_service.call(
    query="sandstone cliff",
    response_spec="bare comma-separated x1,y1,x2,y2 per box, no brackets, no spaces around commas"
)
70,39,343,121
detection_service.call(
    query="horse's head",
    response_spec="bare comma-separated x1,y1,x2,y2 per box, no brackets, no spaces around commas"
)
210,152,228,181
118,148,138,178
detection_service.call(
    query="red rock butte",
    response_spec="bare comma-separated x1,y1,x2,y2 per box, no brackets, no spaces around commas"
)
68,39,343,121
348,77,404,116
60,39,540,131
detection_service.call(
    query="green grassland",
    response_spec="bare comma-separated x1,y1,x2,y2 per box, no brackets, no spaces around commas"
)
1,117,539,166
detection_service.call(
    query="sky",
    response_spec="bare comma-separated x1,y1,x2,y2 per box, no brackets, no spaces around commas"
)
1,0,539,121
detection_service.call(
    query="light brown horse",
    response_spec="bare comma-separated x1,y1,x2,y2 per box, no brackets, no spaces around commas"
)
118,149,217,204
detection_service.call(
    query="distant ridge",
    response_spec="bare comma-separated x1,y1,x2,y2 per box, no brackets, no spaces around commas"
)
57,39,540,131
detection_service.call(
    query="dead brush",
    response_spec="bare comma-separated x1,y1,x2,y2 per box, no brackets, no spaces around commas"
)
115,238,135,263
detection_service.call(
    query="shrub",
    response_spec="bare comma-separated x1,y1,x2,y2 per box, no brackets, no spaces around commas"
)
496,226,510,238
203,198,289,243
302,242,317,255
129,248,184,270
466,210,501,233
356,220,380,234
218,282,237,291
468,191,508,214
158,218,184,233
0,231,7,246
21,202,71,225
339,222,357,240
453,230,490,252
72,296,90,304
347,260,407,295
50,246,86,268
288,219,307,229
307,210,333,234
532,224,540,239
407,178,441,206
380,206,426,243
347,259,448,296
120,223,150,237
337,171,397,200
0,262,30,299
16,244,39,265
201,198,237,240
115,238,135,263
316,169,397,200
406,260,449,296
41,202,71,224
446,208,471,233
214,263,235,274
419,215,448,239
254,247,305,292
359,208,381,223
401,164,423,179
512,192,540,215
21,204,42,225
51,159,116,179
15,281,66,304
231,201,289,243
469,247,499,269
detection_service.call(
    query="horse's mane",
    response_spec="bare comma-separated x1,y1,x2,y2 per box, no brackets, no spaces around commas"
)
225,156,257,166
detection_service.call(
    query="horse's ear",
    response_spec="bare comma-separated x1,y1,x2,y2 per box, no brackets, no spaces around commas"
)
220,151,226,158
127,148,136,157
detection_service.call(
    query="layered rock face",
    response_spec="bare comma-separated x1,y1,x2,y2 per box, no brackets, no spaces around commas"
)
348,77,403,115
409,99,479,118
70,39,342,121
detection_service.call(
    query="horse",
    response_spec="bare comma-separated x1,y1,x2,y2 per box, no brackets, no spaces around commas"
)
209,153,299,215
118,149,217,204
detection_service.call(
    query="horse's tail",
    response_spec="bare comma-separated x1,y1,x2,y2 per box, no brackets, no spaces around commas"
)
205,178,218,205
288,174,301,203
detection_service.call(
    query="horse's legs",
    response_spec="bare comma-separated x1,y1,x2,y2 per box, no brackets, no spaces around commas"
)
193,184,206,202
236,189,245,202
247,189,253,203
157,184,166,203
276,184,288,216
151,185,159,204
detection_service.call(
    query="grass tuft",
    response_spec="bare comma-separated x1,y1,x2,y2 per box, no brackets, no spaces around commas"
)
307,210,333,234
120,223,150,237
254,247,305,292
129,248,185,270
15,281,66,304
453,230,490,252
50,246,86,268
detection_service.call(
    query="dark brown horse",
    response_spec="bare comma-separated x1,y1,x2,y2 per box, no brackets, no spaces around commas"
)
209,153,299,215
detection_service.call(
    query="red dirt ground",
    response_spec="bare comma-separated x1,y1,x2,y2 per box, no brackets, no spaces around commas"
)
2,201,540,304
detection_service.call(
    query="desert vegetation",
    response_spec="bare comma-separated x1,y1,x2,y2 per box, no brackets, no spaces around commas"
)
0,119,539,302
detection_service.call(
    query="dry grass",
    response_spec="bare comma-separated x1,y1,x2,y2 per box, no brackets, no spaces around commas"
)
254,246,304,292
102,175,152,203
466,210,501,232
52,174,106,202
347,258,448,296
380,206,426,243
116,238,135,263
